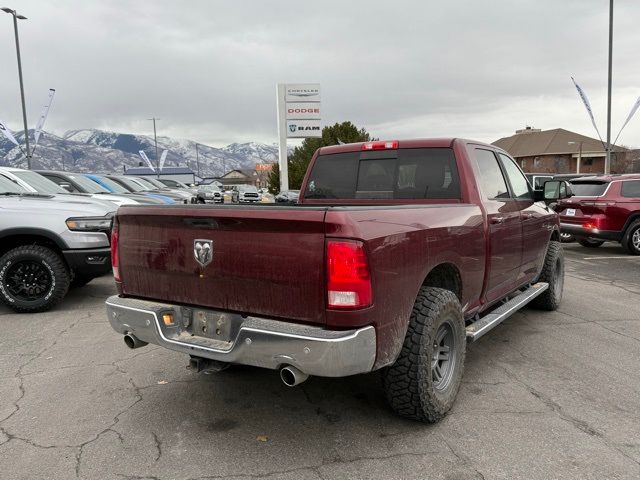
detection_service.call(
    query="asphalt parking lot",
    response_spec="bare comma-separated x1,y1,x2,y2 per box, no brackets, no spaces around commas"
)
1,243,639,480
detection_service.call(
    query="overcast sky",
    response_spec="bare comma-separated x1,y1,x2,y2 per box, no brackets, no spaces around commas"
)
1,0,640,148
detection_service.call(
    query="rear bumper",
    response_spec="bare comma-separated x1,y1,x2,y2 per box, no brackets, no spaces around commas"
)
560,223,622,242
63,247,112,277
105,295,377,377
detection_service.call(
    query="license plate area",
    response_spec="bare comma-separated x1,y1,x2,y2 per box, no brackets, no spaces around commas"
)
565,208,576,216
187,309,234,342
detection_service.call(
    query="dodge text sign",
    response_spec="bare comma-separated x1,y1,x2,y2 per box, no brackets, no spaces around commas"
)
286,102,321,120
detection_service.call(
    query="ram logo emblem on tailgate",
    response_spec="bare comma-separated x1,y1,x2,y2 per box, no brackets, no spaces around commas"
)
193,239,213,267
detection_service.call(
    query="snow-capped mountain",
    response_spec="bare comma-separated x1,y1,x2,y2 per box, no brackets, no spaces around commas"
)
0,128,285,177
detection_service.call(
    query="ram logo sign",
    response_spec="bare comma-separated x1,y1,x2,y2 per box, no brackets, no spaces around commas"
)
193,239,213,267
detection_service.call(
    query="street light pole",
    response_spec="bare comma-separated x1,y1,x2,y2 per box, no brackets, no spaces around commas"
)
2,7,30,169
148,117,160,179
605,0,614,175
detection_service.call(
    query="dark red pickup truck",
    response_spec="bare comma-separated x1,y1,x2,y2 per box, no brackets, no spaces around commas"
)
106,138,565,423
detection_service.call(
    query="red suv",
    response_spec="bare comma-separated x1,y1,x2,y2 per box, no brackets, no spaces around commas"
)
557,174,640,254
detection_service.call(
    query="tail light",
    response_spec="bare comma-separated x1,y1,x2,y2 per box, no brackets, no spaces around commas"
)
111,219,121,282
362,140,398,151
326,240,372,309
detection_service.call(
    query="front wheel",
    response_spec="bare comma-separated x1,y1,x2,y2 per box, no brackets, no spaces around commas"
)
382,287,465,423
0,245,70,313
578,238,605,248
621,220,640,255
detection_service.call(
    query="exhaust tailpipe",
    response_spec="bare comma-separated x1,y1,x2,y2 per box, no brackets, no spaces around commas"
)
124,334,148,349
280,366,309,387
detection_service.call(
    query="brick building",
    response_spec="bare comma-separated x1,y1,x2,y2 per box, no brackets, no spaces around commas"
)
492,127,627,174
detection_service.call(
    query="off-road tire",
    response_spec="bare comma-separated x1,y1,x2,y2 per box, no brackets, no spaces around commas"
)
621,220,640,256
530,241,564,311
381,287,465,423
0,245,70,313
578,239,605,248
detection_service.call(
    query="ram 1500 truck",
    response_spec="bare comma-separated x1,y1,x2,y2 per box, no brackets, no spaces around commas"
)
106,138,565,423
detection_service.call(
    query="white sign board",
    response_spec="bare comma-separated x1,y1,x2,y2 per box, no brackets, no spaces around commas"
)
277,82,322,192
287,120,322,138
286,102,321,120
285,84,321,102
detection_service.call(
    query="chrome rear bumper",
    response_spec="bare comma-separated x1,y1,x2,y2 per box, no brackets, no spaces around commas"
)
105,295,376,377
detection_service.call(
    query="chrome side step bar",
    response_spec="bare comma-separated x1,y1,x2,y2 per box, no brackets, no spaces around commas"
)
466,282,549,342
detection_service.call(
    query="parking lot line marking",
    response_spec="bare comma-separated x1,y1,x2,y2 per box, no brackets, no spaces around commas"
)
582,256,640,260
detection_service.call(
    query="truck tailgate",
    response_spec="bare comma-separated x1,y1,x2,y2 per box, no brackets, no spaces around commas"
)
116,206,328,325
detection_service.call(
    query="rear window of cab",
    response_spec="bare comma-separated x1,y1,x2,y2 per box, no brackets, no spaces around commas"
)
304,148,461,200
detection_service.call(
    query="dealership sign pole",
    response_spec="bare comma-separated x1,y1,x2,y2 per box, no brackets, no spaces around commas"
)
276,83,321,193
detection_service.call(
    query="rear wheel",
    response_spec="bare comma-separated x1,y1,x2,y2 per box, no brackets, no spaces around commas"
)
578,239,605,248
530,241,564,311
0,245,70,313
381,287,465,423
621,220,640,255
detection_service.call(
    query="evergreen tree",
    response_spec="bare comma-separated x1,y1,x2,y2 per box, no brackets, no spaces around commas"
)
268,121,374,193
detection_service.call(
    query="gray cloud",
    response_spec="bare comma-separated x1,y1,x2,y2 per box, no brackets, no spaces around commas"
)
1,0,639,147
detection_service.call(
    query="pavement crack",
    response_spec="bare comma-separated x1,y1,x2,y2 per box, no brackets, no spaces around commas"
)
498,364,640,468
440,435,486,480
151,431,162,462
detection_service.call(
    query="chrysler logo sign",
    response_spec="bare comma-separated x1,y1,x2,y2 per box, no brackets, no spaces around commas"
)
193,239,213,267
284,83,321,102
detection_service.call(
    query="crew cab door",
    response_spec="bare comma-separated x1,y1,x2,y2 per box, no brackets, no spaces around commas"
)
474,149,523,304
496,153,550,284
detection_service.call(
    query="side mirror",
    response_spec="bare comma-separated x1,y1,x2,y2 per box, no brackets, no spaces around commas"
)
543,180,573,201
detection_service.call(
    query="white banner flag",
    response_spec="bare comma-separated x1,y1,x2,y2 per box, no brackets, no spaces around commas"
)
139,150,155,171
614,96,640,145
159,150,168,171
571,77,604,144
0,119,20,146
34,88,56,145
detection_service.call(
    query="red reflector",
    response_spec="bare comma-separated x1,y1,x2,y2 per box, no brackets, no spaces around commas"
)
362,140,398,151
326,240,372,309
582,222,596,230
111,220,121,282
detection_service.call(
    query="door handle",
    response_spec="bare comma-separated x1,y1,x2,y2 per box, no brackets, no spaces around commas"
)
522,212,534,220
490,216,505,224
